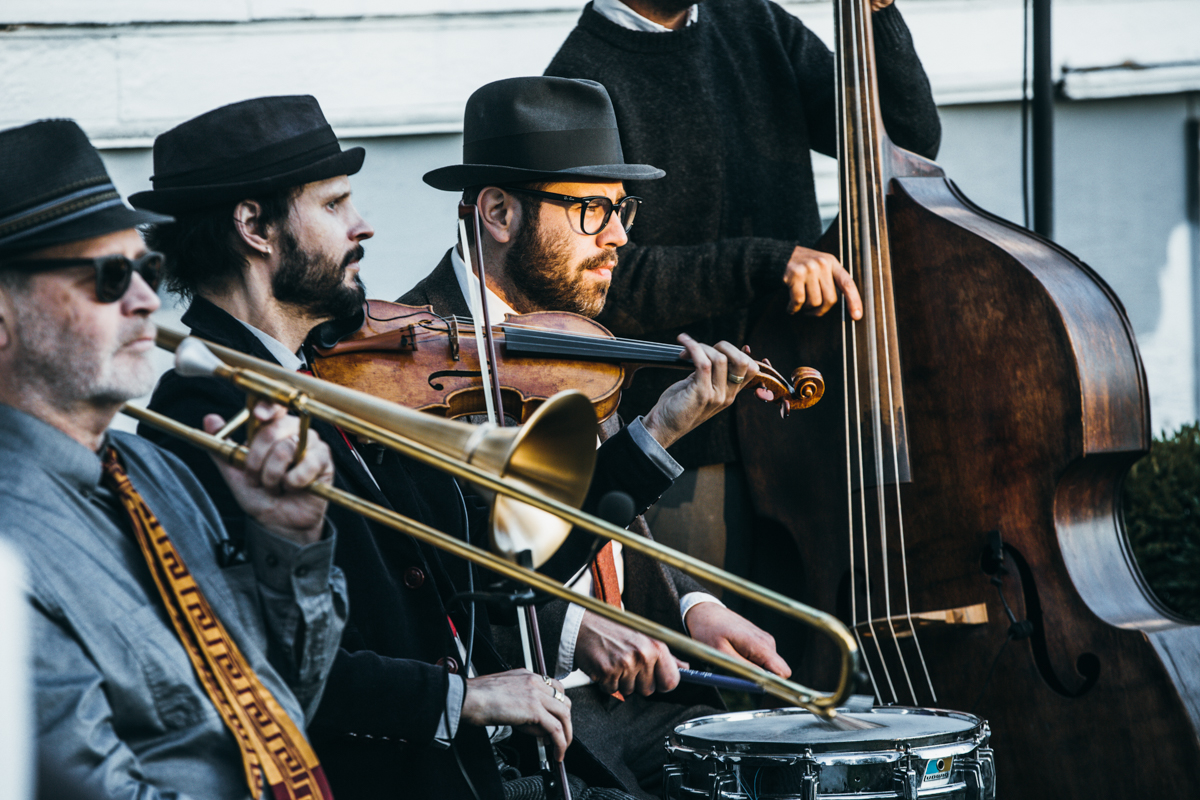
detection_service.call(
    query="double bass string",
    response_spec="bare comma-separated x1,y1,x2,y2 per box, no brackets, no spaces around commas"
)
837,0,892,705
851,0,916,705
859,0,937,707
858,0,932,708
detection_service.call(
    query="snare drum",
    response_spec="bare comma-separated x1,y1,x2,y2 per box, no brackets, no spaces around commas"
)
663,707,994,800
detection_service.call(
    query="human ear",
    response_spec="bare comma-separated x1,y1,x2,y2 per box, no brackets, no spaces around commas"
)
0,289,15,350
476,187,521,245
232,200,274,257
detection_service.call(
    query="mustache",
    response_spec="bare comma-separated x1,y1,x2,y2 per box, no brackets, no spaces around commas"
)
578,250,618,273
343,244,365,269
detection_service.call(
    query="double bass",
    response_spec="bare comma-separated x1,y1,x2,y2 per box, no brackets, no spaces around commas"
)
739,0,1200,796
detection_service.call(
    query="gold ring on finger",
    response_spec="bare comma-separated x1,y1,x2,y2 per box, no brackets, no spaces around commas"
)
553,689,567,703
727,373,746,385
542,675,555,688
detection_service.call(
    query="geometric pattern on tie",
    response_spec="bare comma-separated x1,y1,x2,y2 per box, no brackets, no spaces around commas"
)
101,447,333,800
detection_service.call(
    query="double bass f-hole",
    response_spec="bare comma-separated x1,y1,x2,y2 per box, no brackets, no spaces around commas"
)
980,530,1099,701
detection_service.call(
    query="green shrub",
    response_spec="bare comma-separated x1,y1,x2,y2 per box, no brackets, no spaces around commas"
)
1122,422,1200,622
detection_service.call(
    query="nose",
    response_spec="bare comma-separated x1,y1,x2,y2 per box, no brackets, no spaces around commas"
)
347,199,375,242
122,271,161,316
597,207,629,248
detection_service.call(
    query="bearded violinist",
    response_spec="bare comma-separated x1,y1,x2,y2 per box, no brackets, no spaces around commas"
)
403,76,792,800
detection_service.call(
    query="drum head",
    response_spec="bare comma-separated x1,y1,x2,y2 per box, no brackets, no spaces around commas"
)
671,706,982,757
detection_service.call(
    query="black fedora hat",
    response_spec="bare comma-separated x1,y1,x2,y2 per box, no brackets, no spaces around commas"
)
0,120,171,256
423,77,664,191
129,95,365,214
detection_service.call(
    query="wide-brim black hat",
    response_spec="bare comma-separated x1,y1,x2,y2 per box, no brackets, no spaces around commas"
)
129,95,365,214
424,77,664,191
0,120,172,256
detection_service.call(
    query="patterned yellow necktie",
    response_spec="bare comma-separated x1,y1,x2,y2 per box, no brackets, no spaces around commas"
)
102,447,333,800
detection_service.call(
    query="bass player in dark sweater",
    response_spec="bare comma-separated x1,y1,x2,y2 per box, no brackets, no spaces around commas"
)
545,0,940,663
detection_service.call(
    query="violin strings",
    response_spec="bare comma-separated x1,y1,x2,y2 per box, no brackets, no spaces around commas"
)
447,316,689,359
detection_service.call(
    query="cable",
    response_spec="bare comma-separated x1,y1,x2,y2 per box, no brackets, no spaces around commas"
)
450,482,476,684
449,480,482,800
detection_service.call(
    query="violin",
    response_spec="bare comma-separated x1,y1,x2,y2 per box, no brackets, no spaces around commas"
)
310,299,824,423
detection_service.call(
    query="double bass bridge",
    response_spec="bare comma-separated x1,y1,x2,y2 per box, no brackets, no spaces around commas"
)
854,603,989,639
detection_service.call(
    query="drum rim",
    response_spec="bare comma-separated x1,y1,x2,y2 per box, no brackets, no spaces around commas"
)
668,706,986,759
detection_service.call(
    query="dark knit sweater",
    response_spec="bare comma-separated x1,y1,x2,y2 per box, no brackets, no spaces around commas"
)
545,0,941,467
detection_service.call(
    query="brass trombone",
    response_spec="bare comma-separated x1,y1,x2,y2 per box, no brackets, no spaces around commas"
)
126,328,860,721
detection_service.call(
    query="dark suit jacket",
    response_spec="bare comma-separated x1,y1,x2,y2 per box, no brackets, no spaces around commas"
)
144,297,511,800
144,295,691,798
402,250,722,792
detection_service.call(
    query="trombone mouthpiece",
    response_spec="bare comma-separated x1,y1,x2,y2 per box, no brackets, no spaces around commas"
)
175,337,226,378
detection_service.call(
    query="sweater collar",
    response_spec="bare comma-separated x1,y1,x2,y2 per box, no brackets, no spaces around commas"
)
577,0,704,53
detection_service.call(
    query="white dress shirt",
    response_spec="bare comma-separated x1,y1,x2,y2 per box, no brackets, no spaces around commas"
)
449,245,723,685
593,0,699,32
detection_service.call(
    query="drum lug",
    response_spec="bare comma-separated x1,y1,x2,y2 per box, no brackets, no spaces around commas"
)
894,747,919,800
662,763,685,800
962,745,996,800
798,751,820,800
709,772,737,800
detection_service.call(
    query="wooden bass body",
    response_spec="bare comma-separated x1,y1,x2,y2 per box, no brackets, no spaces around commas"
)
741,160,1200,797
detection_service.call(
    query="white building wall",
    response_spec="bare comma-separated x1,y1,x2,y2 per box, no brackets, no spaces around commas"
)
3,0,1199,434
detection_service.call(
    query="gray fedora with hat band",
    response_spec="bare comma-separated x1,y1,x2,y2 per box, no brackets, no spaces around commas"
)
423,77,665,191
0,119,172,256
129,95,365,214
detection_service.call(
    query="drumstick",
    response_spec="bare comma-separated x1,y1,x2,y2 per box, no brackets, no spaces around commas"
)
678,668,765,694
678,669,881,729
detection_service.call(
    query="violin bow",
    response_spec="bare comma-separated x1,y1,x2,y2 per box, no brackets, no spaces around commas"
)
457,202,574,800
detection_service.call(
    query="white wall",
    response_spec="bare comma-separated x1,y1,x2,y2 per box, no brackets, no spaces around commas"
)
4,0,1200,433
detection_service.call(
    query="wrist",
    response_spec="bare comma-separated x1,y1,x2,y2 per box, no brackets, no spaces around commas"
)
642,407,680,450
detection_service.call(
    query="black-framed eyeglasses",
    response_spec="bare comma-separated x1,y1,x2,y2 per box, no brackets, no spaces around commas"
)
1,251,163,303
502,187,642,235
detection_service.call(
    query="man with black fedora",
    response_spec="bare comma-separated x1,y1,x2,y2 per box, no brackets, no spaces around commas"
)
0,118,347,799
405,76,793,800
133,95,669,800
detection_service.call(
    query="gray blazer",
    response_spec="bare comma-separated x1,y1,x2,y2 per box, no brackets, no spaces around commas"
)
0,403,347,800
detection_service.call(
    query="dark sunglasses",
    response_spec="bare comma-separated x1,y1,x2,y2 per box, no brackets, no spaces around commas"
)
501,187,642,236
2,251,164,303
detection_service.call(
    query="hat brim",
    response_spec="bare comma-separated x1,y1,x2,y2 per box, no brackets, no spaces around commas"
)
129,147,366,214
0,203,173,257
423,162,665,192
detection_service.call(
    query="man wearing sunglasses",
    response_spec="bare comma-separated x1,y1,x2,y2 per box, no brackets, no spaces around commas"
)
0,118,347,799
407,77,792,800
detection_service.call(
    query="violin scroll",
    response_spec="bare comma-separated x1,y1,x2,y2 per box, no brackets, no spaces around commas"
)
750,363,825,417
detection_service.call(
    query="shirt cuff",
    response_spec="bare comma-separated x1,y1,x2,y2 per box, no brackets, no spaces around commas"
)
627,416,685,479
681,592,725,634
556,602,588,677
243,519,337,597
432,673,466,749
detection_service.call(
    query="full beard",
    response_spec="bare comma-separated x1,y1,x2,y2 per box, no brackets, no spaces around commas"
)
504,215,614,318
272,228,367,321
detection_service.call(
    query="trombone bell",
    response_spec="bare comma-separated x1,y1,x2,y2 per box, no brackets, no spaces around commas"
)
157,329,598,567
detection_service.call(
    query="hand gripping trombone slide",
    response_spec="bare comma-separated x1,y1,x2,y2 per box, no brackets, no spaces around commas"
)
125,327,862,721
